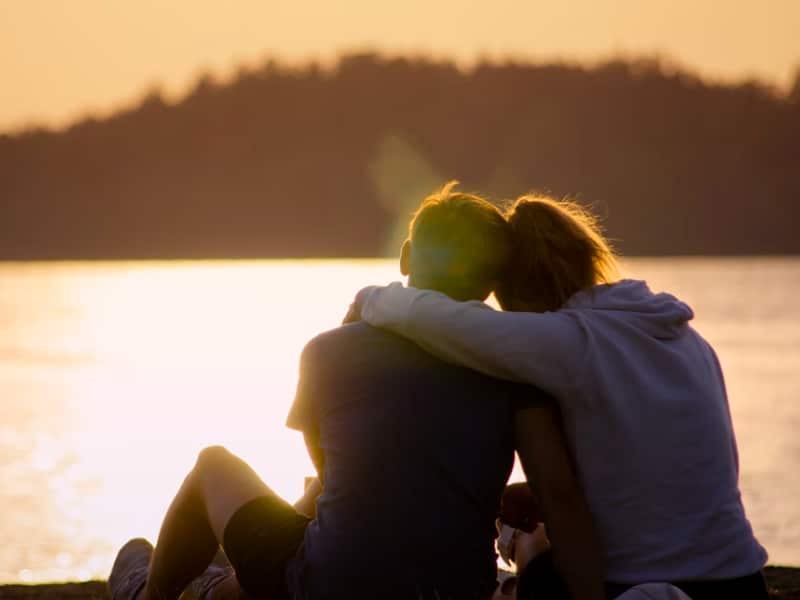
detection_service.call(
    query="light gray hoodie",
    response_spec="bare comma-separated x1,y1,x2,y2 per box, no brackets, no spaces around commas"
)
361,279,767,583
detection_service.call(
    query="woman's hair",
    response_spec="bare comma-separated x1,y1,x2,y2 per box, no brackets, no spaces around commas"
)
497,195,619,312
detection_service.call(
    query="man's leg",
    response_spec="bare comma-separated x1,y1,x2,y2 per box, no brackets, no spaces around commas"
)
114,445,286,600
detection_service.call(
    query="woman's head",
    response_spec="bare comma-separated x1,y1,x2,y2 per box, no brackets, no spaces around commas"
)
496,195,619,312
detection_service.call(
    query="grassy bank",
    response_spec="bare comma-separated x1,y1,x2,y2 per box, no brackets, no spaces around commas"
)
0,567,798,599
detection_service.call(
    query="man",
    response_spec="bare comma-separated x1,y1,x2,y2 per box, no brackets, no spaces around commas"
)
108,183,602,600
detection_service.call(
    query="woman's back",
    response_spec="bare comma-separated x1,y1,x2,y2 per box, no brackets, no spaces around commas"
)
555,280,766,582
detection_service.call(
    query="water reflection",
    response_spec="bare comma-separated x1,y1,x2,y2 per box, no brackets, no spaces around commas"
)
2,260,404,581
0,258,798,581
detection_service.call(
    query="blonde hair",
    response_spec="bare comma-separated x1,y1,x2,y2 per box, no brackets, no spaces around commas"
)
407,181,511,301
498,195,619,312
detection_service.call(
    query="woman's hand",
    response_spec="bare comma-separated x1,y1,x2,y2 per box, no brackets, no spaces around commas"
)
342,286,380,324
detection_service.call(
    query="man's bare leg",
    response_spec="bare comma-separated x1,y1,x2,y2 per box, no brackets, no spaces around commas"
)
139,446,278,600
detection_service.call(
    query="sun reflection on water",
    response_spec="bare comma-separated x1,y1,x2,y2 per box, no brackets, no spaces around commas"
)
1,258,799,581
3,260,406,582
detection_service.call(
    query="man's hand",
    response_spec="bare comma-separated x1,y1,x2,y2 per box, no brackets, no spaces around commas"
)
293,476,323,519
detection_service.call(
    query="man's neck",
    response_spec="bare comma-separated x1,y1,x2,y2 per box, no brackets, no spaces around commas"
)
407,274,484,303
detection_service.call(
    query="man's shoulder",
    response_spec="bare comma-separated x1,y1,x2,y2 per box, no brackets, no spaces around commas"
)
306,321,391,344
303,324,542,396
301,321,421,364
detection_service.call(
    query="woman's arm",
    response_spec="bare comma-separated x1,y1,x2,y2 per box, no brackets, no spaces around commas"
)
360,283,587,396
514,403,605,600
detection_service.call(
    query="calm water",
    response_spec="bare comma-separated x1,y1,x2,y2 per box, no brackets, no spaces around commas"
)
1,258,798,583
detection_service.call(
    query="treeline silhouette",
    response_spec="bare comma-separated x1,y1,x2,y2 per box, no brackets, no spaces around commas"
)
1,53,798,259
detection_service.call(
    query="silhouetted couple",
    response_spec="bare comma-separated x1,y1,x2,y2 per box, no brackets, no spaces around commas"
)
109,183,767,600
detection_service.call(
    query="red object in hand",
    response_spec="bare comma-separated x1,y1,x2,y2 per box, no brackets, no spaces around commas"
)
498,483,541,533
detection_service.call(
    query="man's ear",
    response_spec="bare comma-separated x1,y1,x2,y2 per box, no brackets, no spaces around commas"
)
400,239,411,276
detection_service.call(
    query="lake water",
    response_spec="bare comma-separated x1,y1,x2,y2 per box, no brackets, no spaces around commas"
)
1,258,798,583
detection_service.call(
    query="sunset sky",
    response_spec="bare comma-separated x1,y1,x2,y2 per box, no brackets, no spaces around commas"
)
1,0,798,132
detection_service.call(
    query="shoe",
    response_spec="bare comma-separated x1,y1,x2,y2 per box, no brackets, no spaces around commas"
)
189,564,237,600
108,538,153,600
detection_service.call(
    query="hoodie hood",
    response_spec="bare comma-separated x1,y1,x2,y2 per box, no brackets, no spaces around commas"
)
565,279,694,340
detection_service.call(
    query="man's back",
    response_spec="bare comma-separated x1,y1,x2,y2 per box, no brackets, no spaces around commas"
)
287,322,520,598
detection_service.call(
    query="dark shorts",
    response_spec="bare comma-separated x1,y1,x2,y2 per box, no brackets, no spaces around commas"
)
517,551,769,600
222,495,310,599
605,572,769,600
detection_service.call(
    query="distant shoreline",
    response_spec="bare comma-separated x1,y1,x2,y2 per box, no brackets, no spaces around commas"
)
0,254,798,264
1,567,798,599
2,55,799,258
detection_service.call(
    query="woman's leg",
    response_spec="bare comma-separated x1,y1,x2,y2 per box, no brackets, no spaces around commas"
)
132,445,281,600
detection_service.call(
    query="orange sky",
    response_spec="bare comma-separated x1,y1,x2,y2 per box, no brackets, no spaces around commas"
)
1,0,798,132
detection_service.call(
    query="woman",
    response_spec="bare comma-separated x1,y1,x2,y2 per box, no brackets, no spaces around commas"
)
355,195,768,599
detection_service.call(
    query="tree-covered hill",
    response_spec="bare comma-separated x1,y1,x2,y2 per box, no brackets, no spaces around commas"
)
1,53,798,259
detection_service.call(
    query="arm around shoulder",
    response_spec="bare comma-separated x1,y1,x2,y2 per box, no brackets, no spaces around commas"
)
362,284,587,395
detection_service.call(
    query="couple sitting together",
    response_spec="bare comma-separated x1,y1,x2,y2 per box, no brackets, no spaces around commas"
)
109,183,767,600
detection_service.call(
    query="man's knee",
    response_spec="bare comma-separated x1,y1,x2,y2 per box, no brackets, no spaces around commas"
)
192,446,274,541
194,446,261,491
196,445,237,473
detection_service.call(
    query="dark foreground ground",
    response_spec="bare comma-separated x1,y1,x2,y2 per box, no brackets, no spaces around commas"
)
0,567,798,599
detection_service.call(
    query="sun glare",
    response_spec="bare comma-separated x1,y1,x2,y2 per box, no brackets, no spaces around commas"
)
46,261,402,572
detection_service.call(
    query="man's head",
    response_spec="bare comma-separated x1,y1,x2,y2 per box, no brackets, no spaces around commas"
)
400,182,512,301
